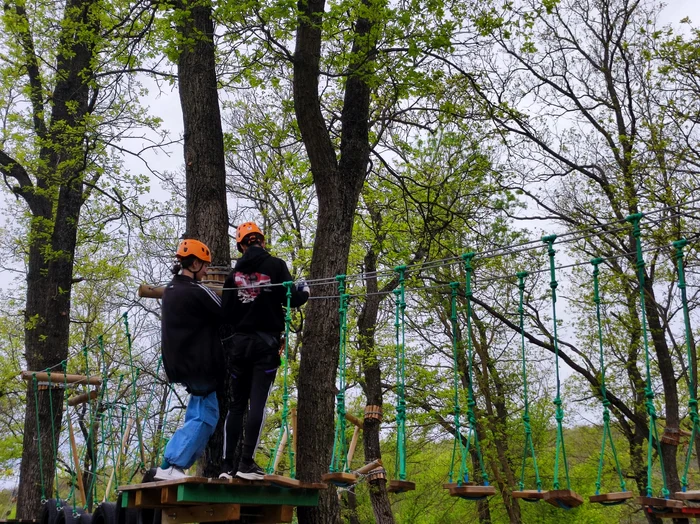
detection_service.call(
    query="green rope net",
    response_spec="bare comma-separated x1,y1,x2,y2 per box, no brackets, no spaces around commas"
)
515,271,543,493
329,275,350,474
542,235,572,492
447,255,490,488
675,239,699,492
394,265,408,482
626,213,670,499
590,258,627,497
267,281,296,477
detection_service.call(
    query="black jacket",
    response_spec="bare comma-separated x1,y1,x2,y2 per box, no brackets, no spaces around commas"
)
223,246,309,334
161,274,225,395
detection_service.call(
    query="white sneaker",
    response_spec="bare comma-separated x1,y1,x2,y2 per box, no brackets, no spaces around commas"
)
154,466,190,480
218,471,234,480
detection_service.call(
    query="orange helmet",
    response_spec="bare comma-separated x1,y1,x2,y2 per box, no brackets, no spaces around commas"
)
176,239,211,263
236,222,264,252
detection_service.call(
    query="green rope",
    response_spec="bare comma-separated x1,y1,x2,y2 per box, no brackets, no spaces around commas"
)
62,362,77,508
591,258,627,495
32,374,47,502
542,235,572,490
626,213,670,499
123,313,146,472
675,239,699,492
266,281,295,477
447,282,468,485
461,253,490,486
329,275,350,473
516,271,543,493
394,265,408,482
46,370,61,502
85,335,108,507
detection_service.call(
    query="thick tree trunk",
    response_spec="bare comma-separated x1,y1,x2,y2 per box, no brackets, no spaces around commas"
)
174,0,231,477
293,0,373,521
357,249,395,524
15,0,95,513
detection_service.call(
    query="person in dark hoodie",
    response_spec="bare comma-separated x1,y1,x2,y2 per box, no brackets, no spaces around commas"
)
154,238,225,480
219,222,309,480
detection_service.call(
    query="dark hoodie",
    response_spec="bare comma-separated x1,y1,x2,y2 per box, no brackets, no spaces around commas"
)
161,274,226,395
222,245,308,334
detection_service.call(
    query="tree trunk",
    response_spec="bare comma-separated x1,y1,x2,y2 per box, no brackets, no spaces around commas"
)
15,0,96,513
357,248,395,524
293,0,374,520
174,0,231,477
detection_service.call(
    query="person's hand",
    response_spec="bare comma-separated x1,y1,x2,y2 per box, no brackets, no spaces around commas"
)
296,278,310,295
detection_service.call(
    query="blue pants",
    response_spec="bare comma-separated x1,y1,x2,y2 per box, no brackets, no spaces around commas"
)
164,391,219,469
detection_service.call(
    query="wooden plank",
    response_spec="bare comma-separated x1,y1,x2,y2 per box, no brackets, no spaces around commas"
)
638,496,684,509
449,485,496,500
160,504,240,524
239,505,294,523
264,475,302,489
119,476,326,491
512,490,547,501
21,371,102,386
388,480,415,493
161,486,178,505
346,426,360,468
589,491,634,504
345,413,364,429
321,472,357,487
272,428,289,474
134,489,163,508
543,489,584,509
674,490,700,502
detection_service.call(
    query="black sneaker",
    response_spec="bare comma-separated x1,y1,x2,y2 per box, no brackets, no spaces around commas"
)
235,460,265,480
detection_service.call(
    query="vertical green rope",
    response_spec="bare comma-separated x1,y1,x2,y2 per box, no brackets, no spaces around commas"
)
85,335,108,507
329,275,349,473
266,281,295,477
462,253,490,486
675,239,698,492
45,370,61,502
122,313,145,472
32,374,47,503
626,213,669,499
516,271,543,493
447,282,468,485
61,362,77,508
394,265,408,482
591,258,627,495
542,235,572,490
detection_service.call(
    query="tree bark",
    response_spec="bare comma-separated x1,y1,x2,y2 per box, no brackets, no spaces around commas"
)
174,0,231,477
357,248,395,524
14,0,97,515
293,0,374,520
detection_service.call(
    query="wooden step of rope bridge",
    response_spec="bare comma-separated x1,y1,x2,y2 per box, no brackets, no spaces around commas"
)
118,476,326,524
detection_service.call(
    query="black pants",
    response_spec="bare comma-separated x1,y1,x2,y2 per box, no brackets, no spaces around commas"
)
222,332,280,468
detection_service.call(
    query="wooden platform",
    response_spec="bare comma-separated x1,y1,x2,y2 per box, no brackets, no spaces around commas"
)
387,480,416,494
512,490,547,502
637,496,684,513
320,472,357,487
543,489,584,509
589,491,634,505
674,490,700,502
446,484,496,500
118,477,325,523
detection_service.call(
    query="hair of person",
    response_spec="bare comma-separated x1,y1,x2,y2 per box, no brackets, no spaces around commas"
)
171,254,199,275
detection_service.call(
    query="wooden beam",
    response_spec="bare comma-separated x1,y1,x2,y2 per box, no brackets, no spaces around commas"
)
66,412,86,507
67,390,98,406
160,504,240,523
21,371,102,386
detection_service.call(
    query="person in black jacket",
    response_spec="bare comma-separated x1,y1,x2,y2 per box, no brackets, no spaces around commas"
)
219,222,309,480
154,238,225,481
